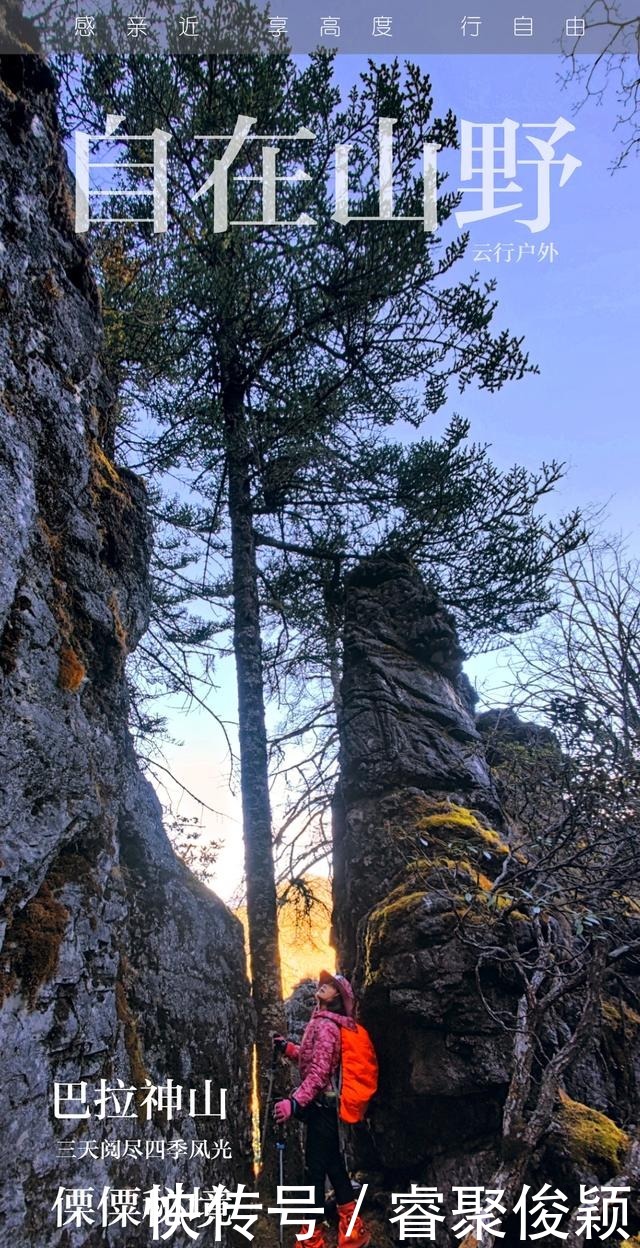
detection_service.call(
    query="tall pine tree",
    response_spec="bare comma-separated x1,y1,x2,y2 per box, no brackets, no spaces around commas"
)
60,49,561,1140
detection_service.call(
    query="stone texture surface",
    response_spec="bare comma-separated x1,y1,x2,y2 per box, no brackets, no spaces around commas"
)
0,55,253,1243
333,555,503,973
285,978,318,1043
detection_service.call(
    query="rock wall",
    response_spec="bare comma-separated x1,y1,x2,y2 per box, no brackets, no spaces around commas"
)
332,556,639,1241
0,56,253,1243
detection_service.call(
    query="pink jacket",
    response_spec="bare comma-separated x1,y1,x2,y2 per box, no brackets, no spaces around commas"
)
288,1007,356,1109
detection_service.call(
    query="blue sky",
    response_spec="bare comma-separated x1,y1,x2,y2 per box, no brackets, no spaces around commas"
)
119,51,638,900
418,53,639,537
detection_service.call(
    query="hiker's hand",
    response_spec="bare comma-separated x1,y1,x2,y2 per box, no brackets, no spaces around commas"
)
273,1098,293,1123
274,1035,298,1060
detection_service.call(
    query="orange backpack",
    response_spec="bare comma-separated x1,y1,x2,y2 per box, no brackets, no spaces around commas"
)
337,1023,379,1123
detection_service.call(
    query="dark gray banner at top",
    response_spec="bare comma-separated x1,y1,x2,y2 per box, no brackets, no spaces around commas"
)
3,0,639,55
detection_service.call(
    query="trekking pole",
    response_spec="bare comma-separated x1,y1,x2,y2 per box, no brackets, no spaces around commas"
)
331,1072,350,1177
276,1137,285,1246
260,1041,279,1163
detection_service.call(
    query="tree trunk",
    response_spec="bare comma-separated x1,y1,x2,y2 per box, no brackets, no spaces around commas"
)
323,561,344,718
224,383,286,1178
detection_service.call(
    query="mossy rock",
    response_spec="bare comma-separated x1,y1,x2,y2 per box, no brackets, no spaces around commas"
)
416,802,510,857
89,437,130,502
556,1090,629,1177
413,800,535,921
602,1000,640,1029
415,801,514,886
366,889,428,954
364,813,529,979
1,881,69,1006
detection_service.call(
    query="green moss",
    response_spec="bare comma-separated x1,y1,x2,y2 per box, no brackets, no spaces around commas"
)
423,856,496,892
494,898,528,920
417,806,481,833
363,854,495,972
557,1091,629,1174
89,438,130,505
364,888,430,982
474,827,510,856
458,892,529,922
416,802,510,858
367,890,427,943
602,1000,640,1028
367,845,526,961
363,802,528,982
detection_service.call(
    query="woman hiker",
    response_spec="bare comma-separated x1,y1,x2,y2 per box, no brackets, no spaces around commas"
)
273,970,371,1248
